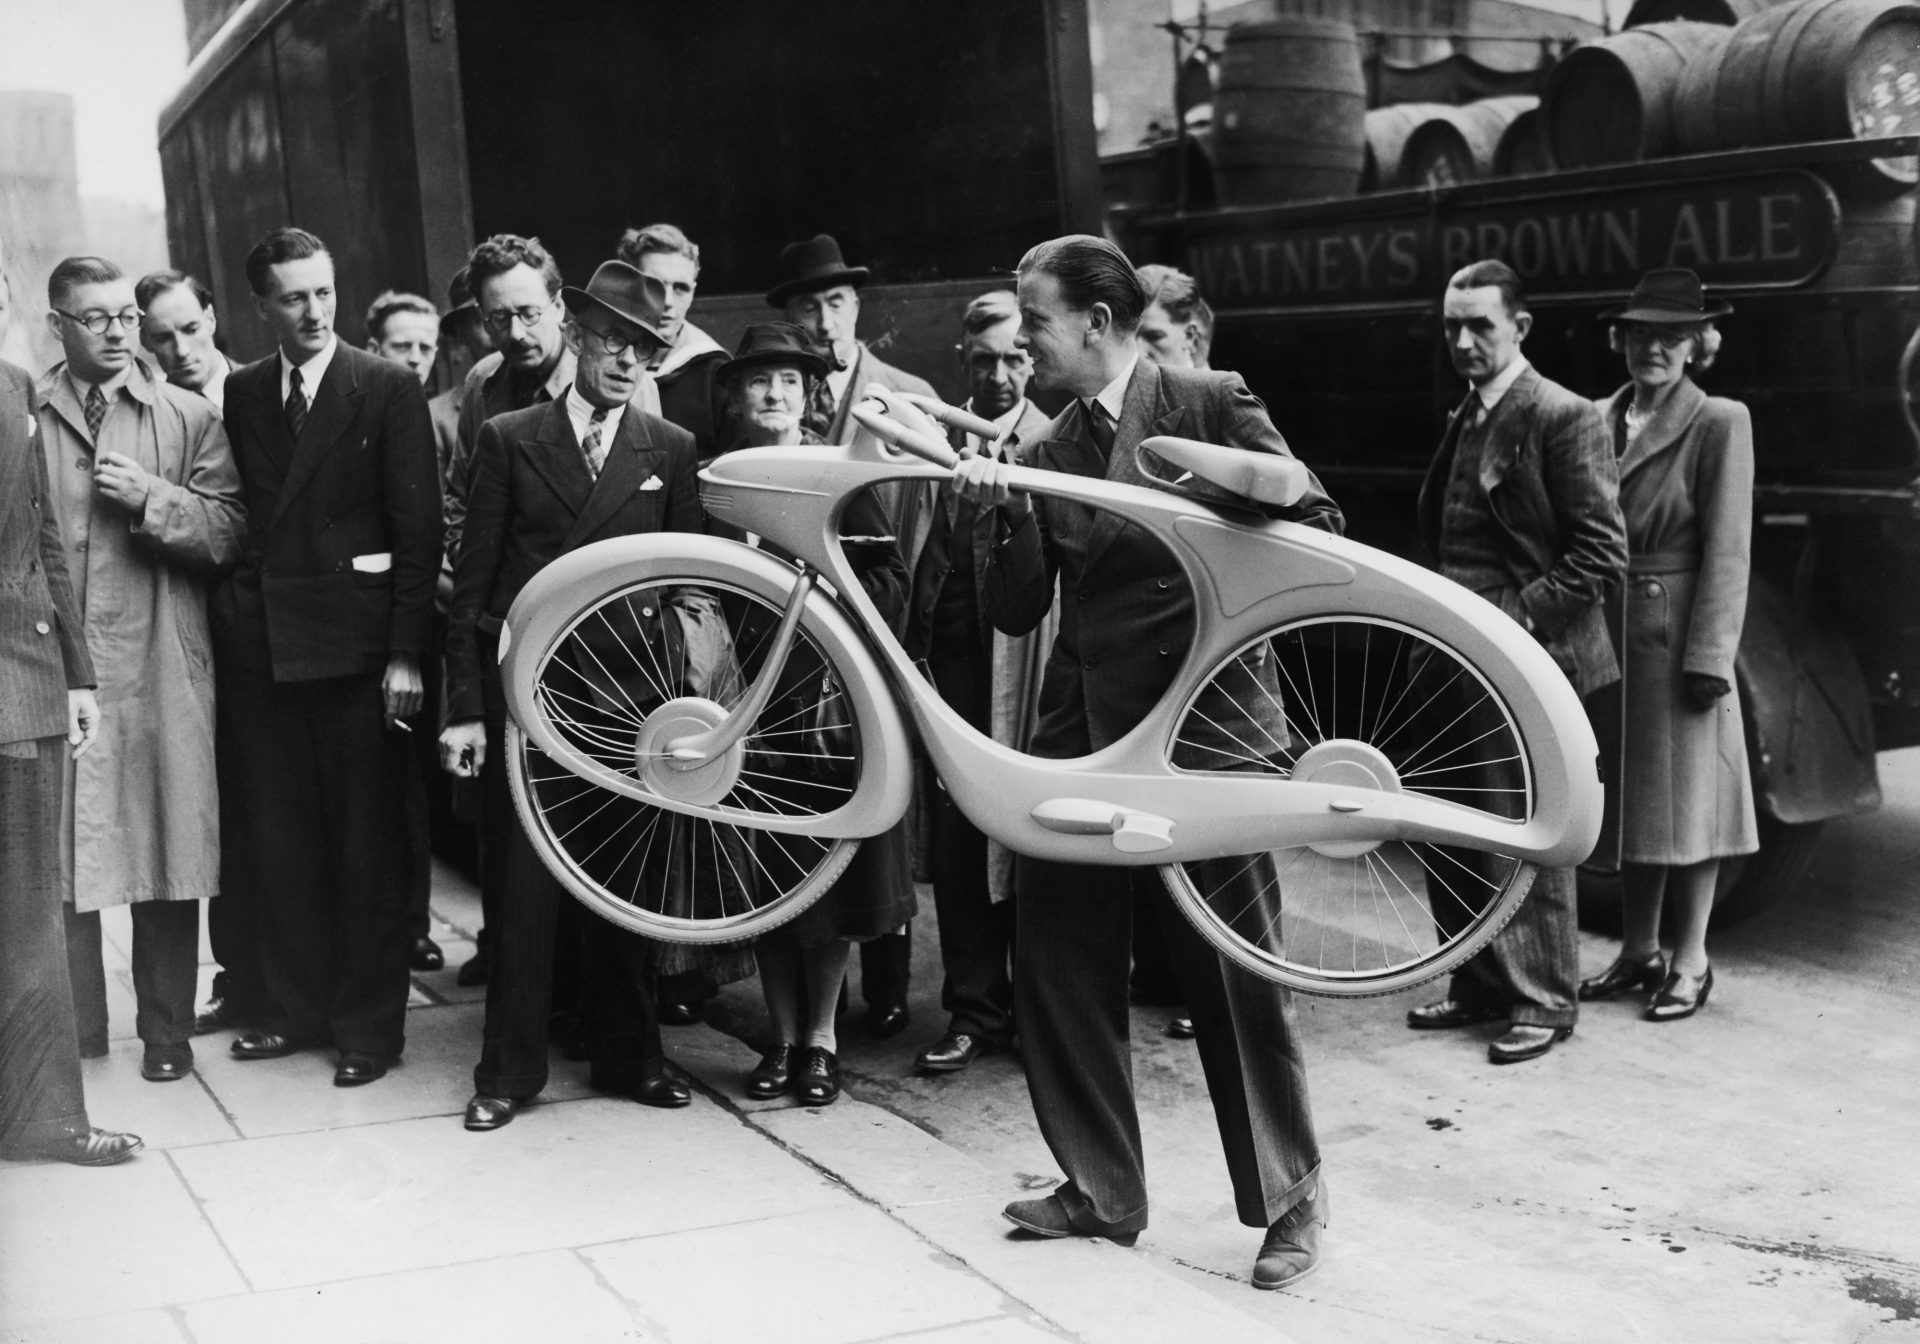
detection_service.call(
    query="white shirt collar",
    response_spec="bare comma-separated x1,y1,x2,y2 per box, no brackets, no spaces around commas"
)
1474,354,1530,412
965,397,1029,457
566,383,627,454
280,334,338,403
825,342,861,411
65,363,131,411
200,359,229,414
1085,352,1139,425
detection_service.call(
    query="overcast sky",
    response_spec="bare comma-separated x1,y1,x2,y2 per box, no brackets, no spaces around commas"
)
0,0,187,208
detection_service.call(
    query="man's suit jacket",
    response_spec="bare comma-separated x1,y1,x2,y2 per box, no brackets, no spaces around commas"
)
444,397,704,723
213,343,441,682
904,397,1052,664
0,360,94,746
829,343,940,571
1417,364,1627,697
984,359,1343,756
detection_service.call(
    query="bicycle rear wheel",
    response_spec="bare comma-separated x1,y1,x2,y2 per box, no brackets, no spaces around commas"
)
1161,614,1538,996
506,572,868,943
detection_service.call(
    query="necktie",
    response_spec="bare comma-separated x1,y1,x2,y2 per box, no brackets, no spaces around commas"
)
84,385,107,443
1086,401,1116,462
581,407,611,478
286,366,308,442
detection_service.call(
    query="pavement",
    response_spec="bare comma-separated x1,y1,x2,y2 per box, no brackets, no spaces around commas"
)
8,747,1920,1344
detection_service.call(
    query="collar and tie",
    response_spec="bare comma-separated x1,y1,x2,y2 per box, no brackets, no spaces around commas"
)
84,385,108,443
286,366,308,441
580,406,611,478
1085,400,1116,462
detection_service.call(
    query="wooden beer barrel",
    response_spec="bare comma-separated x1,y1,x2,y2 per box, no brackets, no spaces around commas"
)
1211,18,1369,205
1361,102,1449,190
1675,0,1920,191
1544,21,1727,165
1672,24,1737,151
1494,105,1553,175
1403,96,1539,186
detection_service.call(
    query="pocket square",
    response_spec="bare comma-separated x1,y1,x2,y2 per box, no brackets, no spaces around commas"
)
639,475,665,492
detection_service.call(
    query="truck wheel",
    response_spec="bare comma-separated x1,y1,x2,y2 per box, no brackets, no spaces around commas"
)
1576,814,1825,933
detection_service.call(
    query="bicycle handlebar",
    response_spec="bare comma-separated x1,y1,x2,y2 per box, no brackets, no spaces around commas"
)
849,399,961,468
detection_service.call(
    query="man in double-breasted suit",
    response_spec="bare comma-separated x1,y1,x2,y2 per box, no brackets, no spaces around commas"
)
955,236,1342,1291
213,227,441,1087
1409,258,1628,1065
441,261,702,1131
904,289,1053,1076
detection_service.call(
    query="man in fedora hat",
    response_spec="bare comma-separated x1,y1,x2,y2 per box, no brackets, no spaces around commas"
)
1407,258,1627,1065
769,233,935,1038
440,260,701,1130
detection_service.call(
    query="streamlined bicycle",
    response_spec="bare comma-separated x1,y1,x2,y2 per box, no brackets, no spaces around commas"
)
493,388,1602,996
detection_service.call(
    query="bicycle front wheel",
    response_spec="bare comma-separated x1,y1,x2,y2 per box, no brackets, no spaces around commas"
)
1161,614,1539,996
506,566,882,943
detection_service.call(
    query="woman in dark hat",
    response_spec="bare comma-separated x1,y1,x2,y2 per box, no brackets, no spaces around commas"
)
1579,268,1757,1021
717,323,913,1105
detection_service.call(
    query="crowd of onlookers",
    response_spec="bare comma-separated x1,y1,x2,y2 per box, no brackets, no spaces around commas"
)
0,218,1751,1294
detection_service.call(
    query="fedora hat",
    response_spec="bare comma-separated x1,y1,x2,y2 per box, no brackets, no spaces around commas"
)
717,322,830,384
1600,268,1732,323
439,264,477,330
561,260,669,345
765,234,871,308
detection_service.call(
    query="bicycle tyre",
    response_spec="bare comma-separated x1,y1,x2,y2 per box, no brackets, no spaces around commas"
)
502,551,900,943
1160,613,1542,996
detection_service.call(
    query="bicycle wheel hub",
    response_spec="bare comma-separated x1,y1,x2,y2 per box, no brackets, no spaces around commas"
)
634,697,745,807
1290,739,1401,859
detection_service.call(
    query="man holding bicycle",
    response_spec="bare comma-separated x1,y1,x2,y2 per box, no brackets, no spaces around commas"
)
951,234,1342,1291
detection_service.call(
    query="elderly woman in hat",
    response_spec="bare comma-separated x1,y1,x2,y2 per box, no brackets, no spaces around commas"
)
1578,268,1757,1021
718,323,912,1105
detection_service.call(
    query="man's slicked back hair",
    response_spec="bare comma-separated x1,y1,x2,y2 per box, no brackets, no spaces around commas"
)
244,227,331,296
1449,259,1528,317
1015,235,1147,334
618,222,700,271
49,255,125,308
365,290,438,341
466,233,563,298
135,269,215,314
960,289,1019,339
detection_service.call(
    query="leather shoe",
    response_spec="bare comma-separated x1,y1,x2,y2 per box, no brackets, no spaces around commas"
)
632,1068,692,1109
193,995,262,1036
1002,1192,1140,1247
1253,1179,1328,1290
795,1046,841,1106
410,935,445,972
1406,999,1503,1030
141,1047,193,1083
1,1127,143,1167
1164,1016,1197,1039
1645,964,1713,1022
1488,1023,1572,1064
456,946,491,987
916,1032,994,1073
1578,950,1666,1001
230,1031,305,1060
463,1094,521,1131
746,1043,795,1099
659,1000,702,1027
333,1051,390,1086
866,1004,911,1040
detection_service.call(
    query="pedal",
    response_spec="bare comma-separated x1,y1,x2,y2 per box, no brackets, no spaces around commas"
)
1030,799,1176,853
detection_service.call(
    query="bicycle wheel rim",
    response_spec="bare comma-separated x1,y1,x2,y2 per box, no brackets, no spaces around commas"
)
1160,614,1539,996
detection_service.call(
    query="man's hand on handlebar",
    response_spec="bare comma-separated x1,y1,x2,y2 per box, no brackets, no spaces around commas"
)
950,452,1030,518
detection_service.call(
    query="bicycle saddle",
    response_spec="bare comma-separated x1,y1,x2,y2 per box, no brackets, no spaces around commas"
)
1138,436,1310,508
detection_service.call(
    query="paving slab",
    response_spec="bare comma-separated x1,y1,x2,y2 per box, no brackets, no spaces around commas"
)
751,1098,1008,1209
7,1307,189,1344
165,1095,848,1291
179,1248,642,1344
0,1154,246,1331
583,1202,1014,1344
75,1041,240,1150
903,1319,1074,1344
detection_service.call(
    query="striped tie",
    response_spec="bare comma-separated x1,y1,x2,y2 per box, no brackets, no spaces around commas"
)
84,385,107,443
581,407,610,478
286,366,308,441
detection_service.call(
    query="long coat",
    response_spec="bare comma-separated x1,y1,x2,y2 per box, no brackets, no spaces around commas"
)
1419,365,1628,698
35,359,244,911
1598,378,1759,864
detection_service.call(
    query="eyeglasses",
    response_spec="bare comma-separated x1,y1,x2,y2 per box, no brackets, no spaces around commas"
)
56,308,142,336
581,322,646,356
1621,324,1693,349
480,300,555,334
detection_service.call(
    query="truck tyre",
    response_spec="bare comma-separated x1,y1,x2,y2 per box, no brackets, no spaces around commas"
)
1577,814,1825,933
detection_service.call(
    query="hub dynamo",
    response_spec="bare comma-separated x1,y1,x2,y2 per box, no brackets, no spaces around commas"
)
1288,738,1403,859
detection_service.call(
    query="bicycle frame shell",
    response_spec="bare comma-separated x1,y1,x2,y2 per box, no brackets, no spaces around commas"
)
683,436,1605,870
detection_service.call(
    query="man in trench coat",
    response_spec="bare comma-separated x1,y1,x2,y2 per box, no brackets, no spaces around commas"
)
34,257,245,1083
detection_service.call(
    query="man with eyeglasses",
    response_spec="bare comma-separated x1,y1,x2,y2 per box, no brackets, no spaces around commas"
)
211,227,440,1089
31,256,245,1085
137,271,234,413
439,260,700,1130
